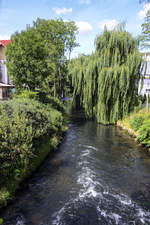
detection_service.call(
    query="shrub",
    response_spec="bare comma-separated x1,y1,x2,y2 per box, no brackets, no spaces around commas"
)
38,92,66,113
0,98,64,185
130,115,144,131
15,90,38,100
15,90,66,113
137,120,150,148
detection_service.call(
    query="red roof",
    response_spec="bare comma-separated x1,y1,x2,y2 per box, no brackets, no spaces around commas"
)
0,40,11,47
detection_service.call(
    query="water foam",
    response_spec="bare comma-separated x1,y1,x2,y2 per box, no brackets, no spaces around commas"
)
79,144,98,151
52,143,150,225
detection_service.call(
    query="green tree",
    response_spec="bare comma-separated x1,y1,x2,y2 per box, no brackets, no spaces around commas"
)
6,18,78,99
69,27,142,124
139,9,150,49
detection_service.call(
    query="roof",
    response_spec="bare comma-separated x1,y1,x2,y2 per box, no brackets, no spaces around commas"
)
0,83,15,88
0,40,11,47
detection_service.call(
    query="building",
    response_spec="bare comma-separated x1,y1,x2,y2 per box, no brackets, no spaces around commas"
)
0,40,14,100
139,53,150,96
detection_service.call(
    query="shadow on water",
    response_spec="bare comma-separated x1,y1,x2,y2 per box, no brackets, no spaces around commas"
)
1,112,150,225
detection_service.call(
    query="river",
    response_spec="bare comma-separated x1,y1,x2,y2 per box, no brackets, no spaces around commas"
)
1,115,150,225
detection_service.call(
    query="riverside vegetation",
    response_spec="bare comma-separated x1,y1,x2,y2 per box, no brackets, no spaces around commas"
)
0,18,78,212
69,24,150,151
69,26,142,125
0,96,67,210
118,108,150,150
117,10,150,151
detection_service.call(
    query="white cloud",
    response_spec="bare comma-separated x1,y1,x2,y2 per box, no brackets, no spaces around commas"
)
138,3,150,19
79,0,91,4
53,7,72,15
0,34,10,40
98,19,118,30
76,21,93,34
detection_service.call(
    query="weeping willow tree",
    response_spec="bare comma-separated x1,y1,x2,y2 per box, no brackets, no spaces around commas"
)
69,27,142,124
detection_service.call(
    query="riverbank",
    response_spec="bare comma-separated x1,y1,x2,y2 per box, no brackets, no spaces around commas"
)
117,108,150,150
0,98,68,212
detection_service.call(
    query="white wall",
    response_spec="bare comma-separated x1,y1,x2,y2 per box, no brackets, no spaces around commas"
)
139,78,150,96
0,60,8,84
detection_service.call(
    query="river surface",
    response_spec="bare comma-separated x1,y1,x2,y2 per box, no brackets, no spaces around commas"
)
1,116,150,225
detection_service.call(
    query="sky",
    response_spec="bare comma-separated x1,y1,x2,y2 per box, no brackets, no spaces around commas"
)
0,0,149,58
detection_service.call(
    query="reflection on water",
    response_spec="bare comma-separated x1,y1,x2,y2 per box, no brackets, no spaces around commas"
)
1,118,150,225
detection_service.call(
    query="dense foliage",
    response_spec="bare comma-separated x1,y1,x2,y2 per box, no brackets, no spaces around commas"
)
5,18,78,98
137,120,150,147
69,27,142,124
0,98,65,187
118,108,150,150
130,115,144,131
139,9,150,49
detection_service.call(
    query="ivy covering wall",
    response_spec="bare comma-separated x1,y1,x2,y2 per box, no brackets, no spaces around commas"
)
69,28,142,124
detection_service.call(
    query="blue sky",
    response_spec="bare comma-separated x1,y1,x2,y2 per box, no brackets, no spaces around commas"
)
0,0,149,57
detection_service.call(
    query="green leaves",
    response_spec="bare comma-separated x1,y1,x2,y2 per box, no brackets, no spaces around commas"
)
139,9,150,49
130,115,144,131
137,120,150,148
0,98,64,185
69,28,142,124
6,18,78,99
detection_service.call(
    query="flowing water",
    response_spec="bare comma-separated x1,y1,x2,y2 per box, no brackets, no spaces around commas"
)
1,116,150,225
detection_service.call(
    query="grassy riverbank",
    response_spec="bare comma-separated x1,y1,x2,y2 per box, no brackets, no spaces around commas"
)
0,98,67,211
117,108,150,150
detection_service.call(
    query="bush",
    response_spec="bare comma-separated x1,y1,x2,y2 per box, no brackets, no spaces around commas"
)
38,92,66,113
15,90,38,100
0,98,64,185
137,120,150,148
15,90,66,113
130,115,144,131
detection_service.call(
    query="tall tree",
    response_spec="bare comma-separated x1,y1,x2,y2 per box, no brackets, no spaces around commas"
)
6,18,78,98
69,27,142,125
139,9,150,49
